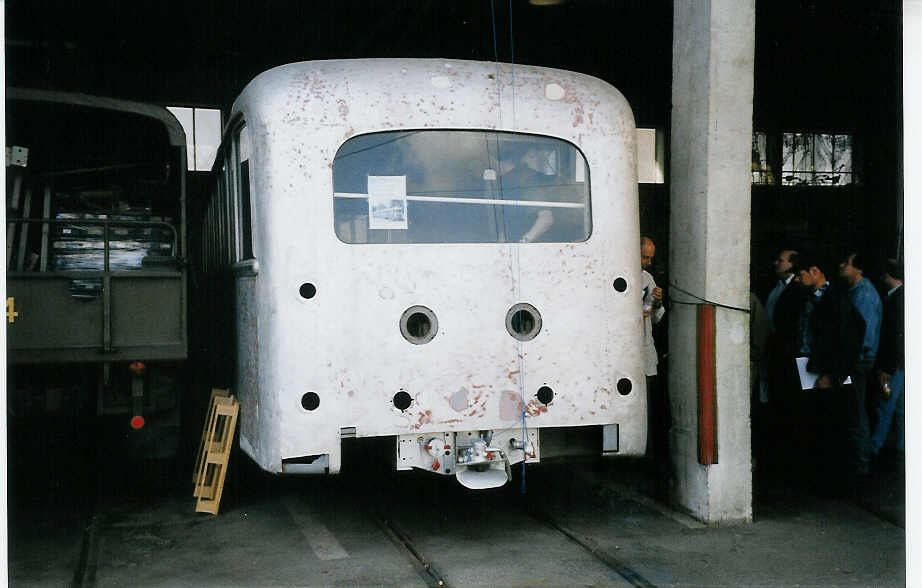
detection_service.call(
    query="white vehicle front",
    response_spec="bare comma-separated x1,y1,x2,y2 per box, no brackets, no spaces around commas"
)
229,59,645,488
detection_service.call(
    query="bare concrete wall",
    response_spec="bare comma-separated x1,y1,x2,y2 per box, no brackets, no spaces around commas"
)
669,0,755,523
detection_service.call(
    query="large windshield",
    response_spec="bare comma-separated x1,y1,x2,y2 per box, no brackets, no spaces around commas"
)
333,131,590,244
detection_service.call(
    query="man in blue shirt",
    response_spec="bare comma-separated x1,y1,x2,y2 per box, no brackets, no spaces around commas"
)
872,259,904,460
838,252,882,478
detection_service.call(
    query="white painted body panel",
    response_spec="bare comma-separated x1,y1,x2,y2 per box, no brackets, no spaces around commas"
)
229,59,645,474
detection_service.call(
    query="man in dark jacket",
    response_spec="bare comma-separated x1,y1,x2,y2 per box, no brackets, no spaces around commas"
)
799,260,865,386
871,259,904,456
796,254,866,492
768,249,808,358
762,249,808,465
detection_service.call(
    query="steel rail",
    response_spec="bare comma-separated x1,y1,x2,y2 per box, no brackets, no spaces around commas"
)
527,505,657,588
372,513,448,588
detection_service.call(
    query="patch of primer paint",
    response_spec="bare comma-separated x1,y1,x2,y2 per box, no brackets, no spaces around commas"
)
413,410,433,429
449,387,469,412
545,83,565,101
525,398,549,417
500,390,523,421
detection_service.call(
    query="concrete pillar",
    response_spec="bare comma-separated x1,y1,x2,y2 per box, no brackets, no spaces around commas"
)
668,0,754,523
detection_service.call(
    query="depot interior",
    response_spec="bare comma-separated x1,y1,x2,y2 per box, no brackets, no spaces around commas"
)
5,0,903,523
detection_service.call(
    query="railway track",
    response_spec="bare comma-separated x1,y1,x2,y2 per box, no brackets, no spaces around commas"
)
72,510,100,588
63,462,902,587
371,497,657,588
526,505,657,588
373,514,447,588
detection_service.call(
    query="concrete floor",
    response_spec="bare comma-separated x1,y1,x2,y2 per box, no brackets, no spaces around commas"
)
7,442,905,587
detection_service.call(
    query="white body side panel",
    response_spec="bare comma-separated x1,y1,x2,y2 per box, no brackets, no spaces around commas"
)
231,59,644,473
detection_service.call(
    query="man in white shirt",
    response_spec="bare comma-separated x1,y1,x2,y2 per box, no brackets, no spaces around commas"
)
641,236,666,459
641,236,665,374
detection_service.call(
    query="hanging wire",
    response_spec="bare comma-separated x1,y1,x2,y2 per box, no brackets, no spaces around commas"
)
667,281,751,314
490,0,500,66
491,0,528,494
508,0,516,124
507,0,528,496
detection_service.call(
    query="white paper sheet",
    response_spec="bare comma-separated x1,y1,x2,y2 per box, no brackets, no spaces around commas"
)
367,175,408,230
796,356,851,390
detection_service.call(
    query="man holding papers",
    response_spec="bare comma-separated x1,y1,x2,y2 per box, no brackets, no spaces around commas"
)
796,253,868,494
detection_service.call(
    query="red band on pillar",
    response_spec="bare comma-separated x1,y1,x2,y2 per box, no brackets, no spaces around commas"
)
697,304,717,465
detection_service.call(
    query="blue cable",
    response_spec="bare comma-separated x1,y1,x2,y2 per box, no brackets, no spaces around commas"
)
494,0,527,495
521,408,528,494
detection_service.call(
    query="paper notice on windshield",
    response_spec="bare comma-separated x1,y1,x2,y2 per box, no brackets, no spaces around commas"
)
368,175,408,230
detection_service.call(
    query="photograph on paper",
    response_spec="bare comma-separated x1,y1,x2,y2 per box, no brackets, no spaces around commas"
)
368,175,408,230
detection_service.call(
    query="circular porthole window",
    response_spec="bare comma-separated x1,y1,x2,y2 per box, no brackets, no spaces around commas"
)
400,306,438,345
505,303,542,341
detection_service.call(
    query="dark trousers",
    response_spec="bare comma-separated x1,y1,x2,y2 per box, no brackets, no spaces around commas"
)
760,355,801,474
846,357,875,476
812,386,847,494
646,375,670,461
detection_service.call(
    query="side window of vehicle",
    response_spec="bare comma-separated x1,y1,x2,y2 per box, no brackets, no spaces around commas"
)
235,124,255,260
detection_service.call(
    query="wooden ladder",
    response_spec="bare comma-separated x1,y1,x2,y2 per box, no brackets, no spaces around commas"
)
193,388,239,515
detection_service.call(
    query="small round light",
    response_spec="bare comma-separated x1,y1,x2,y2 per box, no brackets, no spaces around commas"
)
400,306,438,344
130,415,146,430
505,303,542,341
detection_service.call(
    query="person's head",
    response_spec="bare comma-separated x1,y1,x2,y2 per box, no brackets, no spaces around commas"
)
838,252,865,285
499,142,544,169
882,258,903,287
796,254,828,291
641,236,656,270
522,147,552,174
773,249,798,279
497,142,526,174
